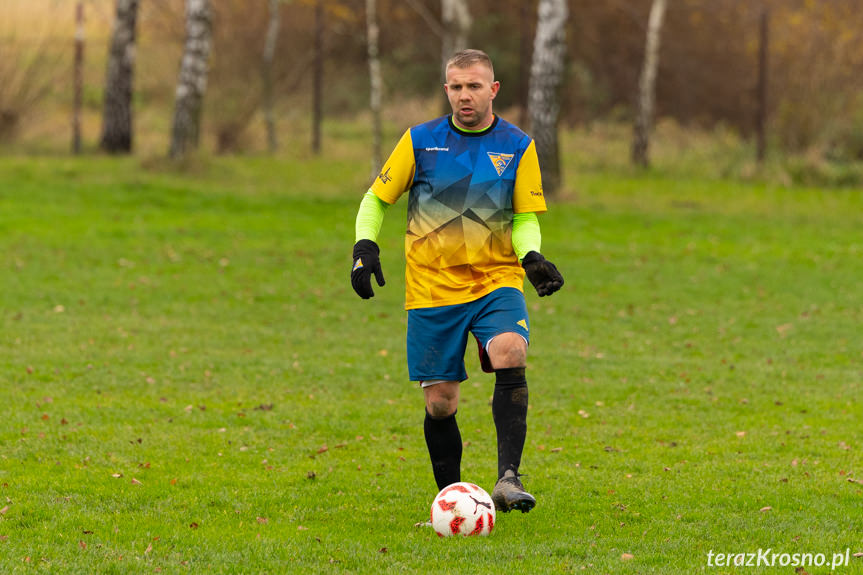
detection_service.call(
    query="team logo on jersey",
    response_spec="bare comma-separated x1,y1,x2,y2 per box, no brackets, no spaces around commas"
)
487,152,514,176
517,319,528,330
378,167,392,184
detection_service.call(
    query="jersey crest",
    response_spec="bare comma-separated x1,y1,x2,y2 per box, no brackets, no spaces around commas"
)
487,152,514,176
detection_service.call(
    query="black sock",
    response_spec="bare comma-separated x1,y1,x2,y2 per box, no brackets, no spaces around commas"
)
424,410,462,491
493,367,528,480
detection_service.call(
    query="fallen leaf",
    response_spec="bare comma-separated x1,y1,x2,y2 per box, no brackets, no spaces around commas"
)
144,543,152,554
189,523,199,529
256,517,268,524
760,506,772,512
297,525,308,531
111,473,123,478
735,431,746,438
379,547,388,553
0,506,7,515
551,447,563,453
317,445,328,454
621,553,634,560
131,478,142,485
853,552,863,558
776,323,793,337
0,535,8,542
78,541,86,550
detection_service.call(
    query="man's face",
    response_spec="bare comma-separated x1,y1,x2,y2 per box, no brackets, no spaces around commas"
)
444,63,500,130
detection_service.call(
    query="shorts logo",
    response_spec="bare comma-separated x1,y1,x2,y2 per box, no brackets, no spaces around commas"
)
352,258,364,271
487,152,514,176
517,319,528,330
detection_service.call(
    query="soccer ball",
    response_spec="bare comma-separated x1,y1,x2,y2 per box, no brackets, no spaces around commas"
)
430,482,496,537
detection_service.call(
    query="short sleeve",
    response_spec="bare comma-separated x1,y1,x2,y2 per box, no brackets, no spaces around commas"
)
512,140,547,214
369,130,416,205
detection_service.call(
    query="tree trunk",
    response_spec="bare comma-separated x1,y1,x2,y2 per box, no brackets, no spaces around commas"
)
631,0,667,168
72,1,84,155
262,0,281,154
169,0,212,160
441,0,471,80
100,0,139,154
528,0,567,196
366,0,383,174
311,0,323,155
756,7,769,164
519,0,534,127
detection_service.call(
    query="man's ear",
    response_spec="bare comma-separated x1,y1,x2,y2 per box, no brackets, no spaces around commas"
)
490,81,500,100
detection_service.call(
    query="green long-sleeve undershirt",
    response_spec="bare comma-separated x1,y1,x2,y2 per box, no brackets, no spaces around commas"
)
354,190,542,260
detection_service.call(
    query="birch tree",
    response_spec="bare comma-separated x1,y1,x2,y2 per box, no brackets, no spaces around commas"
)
72,1,84,154
311,0,323,154
169,0,212,159
441,0,471,78
756,7,769,164
100,0,140,154
631,0,667,167
528,0,567,196
262,0,282,153
366,0,382,173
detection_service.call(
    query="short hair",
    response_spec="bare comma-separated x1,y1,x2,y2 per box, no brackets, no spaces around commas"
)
445,49,495,78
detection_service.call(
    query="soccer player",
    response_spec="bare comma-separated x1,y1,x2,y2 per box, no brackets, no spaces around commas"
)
350,49,564,513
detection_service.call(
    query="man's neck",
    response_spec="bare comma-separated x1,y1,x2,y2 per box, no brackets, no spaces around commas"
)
452,114,496,133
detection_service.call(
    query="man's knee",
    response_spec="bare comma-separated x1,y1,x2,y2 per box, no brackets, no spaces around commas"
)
487,332,527,369
424,381,460,418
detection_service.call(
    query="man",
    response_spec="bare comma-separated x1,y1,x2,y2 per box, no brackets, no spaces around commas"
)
350,49,563,513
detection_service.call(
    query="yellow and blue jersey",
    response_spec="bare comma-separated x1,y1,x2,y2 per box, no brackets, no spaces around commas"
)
371,115,547,310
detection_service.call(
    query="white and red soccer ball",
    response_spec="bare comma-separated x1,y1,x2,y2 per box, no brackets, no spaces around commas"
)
430,482,496,537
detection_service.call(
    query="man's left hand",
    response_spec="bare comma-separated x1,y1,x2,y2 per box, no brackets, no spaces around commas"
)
522,251,564,297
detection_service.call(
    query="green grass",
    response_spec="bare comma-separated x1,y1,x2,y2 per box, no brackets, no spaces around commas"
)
1,147,862,574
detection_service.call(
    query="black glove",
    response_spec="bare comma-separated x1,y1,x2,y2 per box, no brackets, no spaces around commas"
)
522,251,564,297
351,239,386,299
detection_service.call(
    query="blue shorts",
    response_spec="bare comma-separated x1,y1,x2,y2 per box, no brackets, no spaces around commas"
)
406,287,530,382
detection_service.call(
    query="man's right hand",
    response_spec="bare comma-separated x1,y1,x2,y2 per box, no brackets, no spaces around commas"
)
351,239,386,299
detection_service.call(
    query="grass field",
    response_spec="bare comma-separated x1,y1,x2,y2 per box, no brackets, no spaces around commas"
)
1,143,862,574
